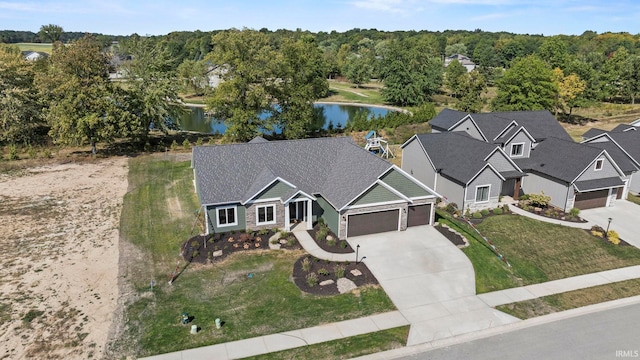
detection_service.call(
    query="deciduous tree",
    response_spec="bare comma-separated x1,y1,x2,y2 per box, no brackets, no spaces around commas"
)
491,55,557,111
456,71,487,113
444,59,467,97
38,24,63,43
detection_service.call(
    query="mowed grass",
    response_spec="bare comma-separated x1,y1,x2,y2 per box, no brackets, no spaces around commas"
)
119,156,395,357
15,43,53,53
497,278,640,319
324,80,386,105
244,326,410,360
628,193,640,206
475,215,640,285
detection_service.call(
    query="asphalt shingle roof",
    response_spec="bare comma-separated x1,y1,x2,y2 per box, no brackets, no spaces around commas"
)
607,131,640,164
574,177,625,192
429,108,469,131
582,128,608,139
580,140,639,174
514,137,605,184
414,132,502,184
192,137,399,210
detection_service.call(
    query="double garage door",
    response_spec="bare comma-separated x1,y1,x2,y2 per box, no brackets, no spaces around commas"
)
574,189,609,210
346,204,432,237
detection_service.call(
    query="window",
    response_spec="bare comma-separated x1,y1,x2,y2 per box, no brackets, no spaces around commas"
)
475,185,490,203
217,206,237,227
510,143,524,157
256,204,276,225
595,158,604,171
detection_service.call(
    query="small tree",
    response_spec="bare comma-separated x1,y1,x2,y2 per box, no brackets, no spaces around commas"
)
528,192,551,208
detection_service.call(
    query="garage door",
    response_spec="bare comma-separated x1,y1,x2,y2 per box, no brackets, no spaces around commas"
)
574,189,608,209
347,209,399,237
407,204,431,227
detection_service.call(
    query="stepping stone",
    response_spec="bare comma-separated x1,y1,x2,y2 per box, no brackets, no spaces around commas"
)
213,250,223,257
337,278,357,293
319,279,335,286
269,243,281,250
327,235,335,241
350,269,362,277
279,239,288,245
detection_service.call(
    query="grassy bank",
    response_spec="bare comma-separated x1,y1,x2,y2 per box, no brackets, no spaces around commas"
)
117,156,395,357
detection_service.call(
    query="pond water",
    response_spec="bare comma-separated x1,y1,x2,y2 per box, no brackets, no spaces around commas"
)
177,103,392,134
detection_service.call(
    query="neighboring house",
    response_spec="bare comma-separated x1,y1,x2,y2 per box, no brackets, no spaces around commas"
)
405,108,628,211
444,54,476,72
582,130,640,196
514,137,626,211
582,124,637,141
21,51,48,61
191,137,439,240
402,132,525,212
631,118,640,127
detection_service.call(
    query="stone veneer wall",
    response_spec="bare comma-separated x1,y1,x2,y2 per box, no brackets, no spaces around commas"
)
245,201,286,231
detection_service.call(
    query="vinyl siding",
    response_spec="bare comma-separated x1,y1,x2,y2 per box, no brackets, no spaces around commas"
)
207,204,246,233
629,173,640,194
486,151,518,172
505,131,532,158
315,196,339,235
351,183,403,206
437,175,464,209
402,138,436,189
465,167,502,211
380,169,431,198
255,180,294,200
521,172,573,211
576,156,621,182
450,118,485,141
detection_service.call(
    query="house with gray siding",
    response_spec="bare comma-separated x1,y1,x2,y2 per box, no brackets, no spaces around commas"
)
401,132,524,212
192,137,439,240
410,108,628,211
582,130,640,197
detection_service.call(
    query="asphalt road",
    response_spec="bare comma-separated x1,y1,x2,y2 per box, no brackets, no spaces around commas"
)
397,302,640,360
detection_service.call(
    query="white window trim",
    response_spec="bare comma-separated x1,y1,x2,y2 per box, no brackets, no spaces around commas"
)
216,205,238,227
510,142,525,157
475,185,491,203
256,204,277,225
594,158,604,171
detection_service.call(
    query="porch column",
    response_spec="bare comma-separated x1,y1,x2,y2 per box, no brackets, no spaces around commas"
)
514,178,521,200
306,200,313,230
284,203,291,231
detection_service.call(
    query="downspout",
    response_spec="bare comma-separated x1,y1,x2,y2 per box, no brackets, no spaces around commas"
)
204,205,210,235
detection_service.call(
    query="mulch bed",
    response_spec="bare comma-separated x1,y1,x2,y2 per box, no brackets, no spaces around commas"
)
307,223,354,254
292,255,379,296
182,230,302,264
587,225,632,247
514,203,588,223
434,224,466,246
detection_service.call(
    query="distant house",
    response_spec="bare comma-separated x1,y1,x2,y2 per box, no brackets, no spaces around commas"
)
21,51,48,61
192,137,439,239
444,54,476,72
403,108,628,212
582,124,637,141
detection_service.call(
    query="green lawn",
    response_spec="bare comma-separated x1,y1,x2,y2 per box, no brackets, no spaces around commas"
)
628,193,640,206
323,81,386,105
15,43,53,53
244,326,409,360
118,156,396,357
497,278,640,319
476,215,640,286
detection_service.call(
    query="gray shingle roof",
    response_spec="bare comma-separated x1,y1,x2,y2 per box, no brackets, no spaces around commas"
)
580,139,639,174
574,177,625,192
612,124,638,132
414,132,503,185
514,137,605,184
582,128,608,140
429,108,469,131
192,137,400,210
607,131,640,164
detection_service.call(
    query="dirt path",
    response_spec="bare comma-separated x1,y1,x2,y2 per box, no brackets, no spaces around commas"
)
0,157,128,359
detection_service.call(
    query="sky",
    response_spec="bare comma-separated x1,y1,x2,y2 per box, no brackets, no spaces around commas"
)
1,0,639,36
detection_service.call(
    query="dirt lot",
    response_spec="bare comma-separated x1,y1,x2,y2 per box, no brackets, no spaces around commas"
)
0,157,128,359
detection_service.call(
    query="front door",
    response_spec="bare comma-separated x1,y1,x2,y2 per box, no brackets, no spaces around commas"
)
290,201,307,223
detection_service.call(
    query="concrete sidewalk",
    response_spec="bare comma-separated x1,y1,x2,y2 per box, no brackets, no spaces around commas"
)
139,311,408,360
478,265,640,307
507,202,594,229
291,228,355,262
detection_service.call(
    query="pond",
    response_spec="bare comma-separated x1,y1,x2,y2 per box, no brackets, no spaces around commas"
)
177,103,392,134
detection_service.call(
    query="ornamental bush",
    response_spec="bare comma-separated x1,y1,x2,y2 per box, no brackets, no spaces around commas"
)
529,192,551,208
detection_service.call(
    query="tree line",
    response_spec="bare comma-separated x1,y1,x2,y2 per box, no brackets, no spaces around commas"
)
2,26,640,151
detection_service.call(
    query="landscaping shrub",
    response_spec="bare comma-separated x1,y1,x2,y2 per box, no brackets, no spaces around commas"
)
287,237,297,246
493,207,503,215
327,238,337,246
27,146,37,159
472,212,483,219
316,227,328,242
302,257,311,272
445,203,458,214
569,208,580,217
528,192,551,208
519,194,530,201
591,230,604,237
334,265,345,278
41,148,52,159
481,209,490,216
170,140,179,151
607,230,620,245
340,241,348,248
306,272,318,287
502,204,510,212
8,145,18,160
182,139,191,149
196,137,203,146
318,268,330,276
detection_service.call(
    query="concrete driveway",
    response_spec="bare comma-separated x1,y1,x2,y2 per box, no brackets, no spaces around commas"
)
347,226,518,345
580,200,640,248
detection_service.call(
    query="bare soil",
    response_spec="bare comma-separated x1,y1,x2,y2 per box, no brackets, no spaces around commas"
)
0,157,128,359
